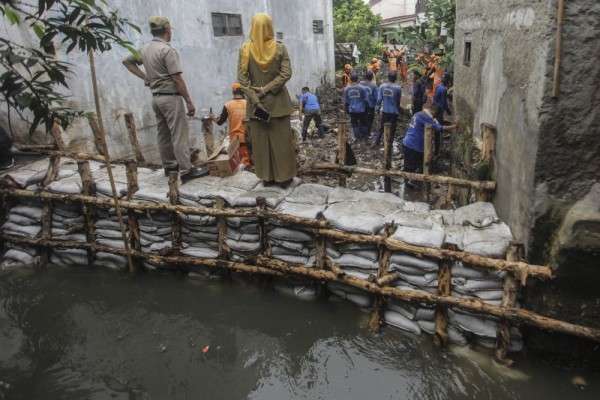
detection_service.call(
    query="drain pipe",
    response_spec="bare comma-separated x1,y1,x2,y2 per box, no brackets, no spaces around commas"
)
552,0,566,98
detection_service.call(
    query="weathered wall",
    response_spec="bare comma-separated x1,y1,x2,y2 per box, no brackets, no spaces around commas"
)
0,0,335,162
454,0,554,248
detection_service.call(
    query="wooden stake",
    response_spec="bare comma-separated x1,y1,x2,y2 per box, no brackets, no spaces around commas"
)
42,155,61,187
337,114,348,188
125,160,142,273
39,200,53,270
87,112,135,273
495,243,522,366
168,172,182,252
423,124,434,201
553,0,565,98
88,50,105,136
77,161,97,266
50,121,67,151
124,113,145,163
369,224,394,332
256,197,269,256
215,197,228,259
202,114,215,157
383,122,393,193
434,244,455,346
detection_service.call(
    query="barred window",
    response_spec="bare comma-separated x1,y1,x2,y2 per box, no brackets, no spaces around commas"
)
313,20,324,34
212,13,243,37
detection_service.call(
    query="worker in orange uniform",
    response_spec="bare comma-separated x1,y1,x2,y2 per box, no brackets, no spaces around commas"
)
342,64,353,88
216,83,252,167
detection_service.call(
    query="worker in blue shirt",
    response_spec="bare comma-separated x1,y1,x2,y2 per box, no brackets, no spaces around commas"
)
374,71,402,147
359,70,378,141
300,87,325,141
343,72,368,141
433,75,452,155
403,104,457,183
411,69,427,115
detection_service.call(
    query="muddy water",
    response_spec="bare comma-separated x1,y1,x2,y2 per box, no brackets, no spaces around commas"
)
0,269,598,400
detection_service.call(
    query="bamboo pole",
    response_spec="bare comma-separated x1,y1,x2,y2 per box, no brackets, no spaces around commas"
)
434,245,454,346
125,160,142,273
369,224,394,332
77,161,97,266
215,197,228,259
124,113,146,164
0,187,553,279
337,115,348,187
423,124,434,201
553,0,566,98
2,233,598,343
383,122,393,193
478,123,497,202
39,199,53,270
315,212,328,270
14,148,161,169
202,112,215,157
256,197,269,257
50,121,67,151
168,172,182,252
88,51,105,136
87,112,134,273
495,243,522,366
303,163,496,191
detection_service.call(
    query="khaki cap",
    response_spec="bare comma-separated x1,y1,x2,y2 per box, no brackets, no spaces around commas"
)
149,16,171,31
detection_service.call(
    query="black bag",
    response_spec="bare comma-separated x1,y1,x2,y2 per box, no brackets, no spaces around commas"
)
335,141,357,166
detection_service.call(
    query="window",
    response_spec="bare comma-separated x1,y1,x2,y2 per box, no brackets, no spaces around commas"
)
463,39,472,66
313,20,324,34
276,32,284,40
212,13,243,37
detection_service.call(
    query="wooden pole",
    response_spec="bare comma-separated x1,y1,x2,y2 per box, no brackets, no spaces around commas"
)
215,197,229,259
39,199,53,270
15,148,161,169
303,163,496,192
87,112,135,273
369,224,394,332
77,161,97,266
553,0,566,98
495,243,522,366
202,113,215,157
168,172,182,252
423,124,434,201
3,233,598,343
0,187,554,280
256,197,270,257
337,113,348,188
383,122,393,193
315,213,328,270
50,121,67,151
88,51,105,136
434,245,454,346
478,123,497,202
125,160,142,273
124,113,146,164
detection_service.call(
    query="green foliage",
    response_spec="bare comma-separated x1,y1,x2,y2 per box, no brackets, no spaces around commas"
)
0,0,139,134
333,0,383,63
387,0,456,68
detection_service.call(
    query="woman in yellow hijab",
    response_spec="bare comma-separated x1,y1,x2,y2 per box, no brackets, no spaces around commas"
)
238,13,296,186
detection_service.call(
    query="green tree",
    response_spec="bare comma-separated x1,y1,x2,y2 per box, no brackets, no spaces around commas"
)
0,0,138,135
333,0,383,64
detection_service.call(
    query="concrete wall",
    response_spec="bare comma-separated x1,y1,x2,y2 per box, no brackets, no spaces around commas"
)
0,0,335,162
454,0,555,248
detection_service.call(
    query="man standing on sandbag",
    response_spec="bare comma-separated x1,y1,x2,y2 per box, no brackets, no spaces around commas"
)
122,16,207,183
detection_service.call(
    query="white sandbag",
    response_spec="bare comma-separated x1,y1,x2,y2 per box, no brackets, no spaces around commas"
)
331,254,379,270
9,205,43,220
225,239,262,253
391,224,445,248
181,247,219,259
384,311,422,335
453,202,498,226
449,310,498,338
268,227,312,242
462,223,512,258
452,278,503,292
418,320,436,335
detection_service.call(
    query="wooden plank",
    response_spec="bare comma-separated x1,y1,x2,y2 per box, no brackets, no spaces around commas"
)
423,124,434,201
337,115,348,188
125,160,142,273
124,113,146,163
383,122,393,193
168,172,182,252
77,161,97,266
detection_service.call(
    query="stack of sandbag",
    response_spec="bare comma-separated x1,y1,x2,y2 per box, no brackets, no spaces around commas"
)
268,183,331,266
0,203,43,269
441,202,522,351
323,188,406,308
0,158,54,189
178,172,262,261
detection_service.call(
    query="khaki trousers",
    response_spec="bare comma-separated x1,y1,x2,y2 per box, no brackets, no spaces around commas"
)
152,95,192,172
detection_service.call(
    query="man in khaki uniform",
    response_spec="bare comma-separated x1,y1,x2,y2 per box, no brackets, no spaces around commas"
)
123,16,207,182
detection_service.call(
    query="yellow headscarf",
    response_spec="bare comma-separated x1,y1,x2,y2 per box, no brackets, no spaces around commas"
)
240,13,277,73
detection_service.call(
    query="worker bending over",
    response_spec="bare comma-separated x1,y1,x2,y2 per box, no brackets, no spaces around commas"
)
343,72,369,142
402,104,457,186
374,71,402,147
300,87,325,141
216,83,252,167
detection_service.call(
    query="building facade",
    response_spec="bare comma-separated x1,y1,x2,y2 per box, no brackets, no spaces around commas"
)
365,0,427,43
1,0,335,161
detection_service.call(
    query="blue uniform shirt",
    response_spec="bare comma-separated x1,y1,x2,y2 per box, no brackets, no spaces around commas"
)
359,80,378,109
344,84,368,114
301,92,321,112
433,84,451,114
403,111,443,153
377,83,402,114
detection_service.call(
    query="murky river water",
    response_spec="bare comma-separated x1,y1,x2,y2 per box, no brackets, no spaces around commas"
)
0,269,598,400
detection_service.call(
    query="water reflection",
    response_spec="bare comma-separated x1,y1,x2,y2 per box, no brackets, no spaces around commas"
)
0,269,598,400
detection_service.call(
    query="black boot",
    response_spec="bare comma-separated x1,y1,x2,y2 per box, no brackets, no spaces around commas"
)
181,167,209,184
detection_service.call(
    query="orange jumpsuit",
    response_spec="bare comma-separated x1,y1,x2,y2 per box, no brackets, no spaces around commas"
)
218,98,252,166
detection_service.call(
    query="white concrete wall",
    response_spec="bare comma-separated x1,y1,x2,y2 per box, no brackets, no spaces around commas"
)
365,0,418,20
1,0,335,162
